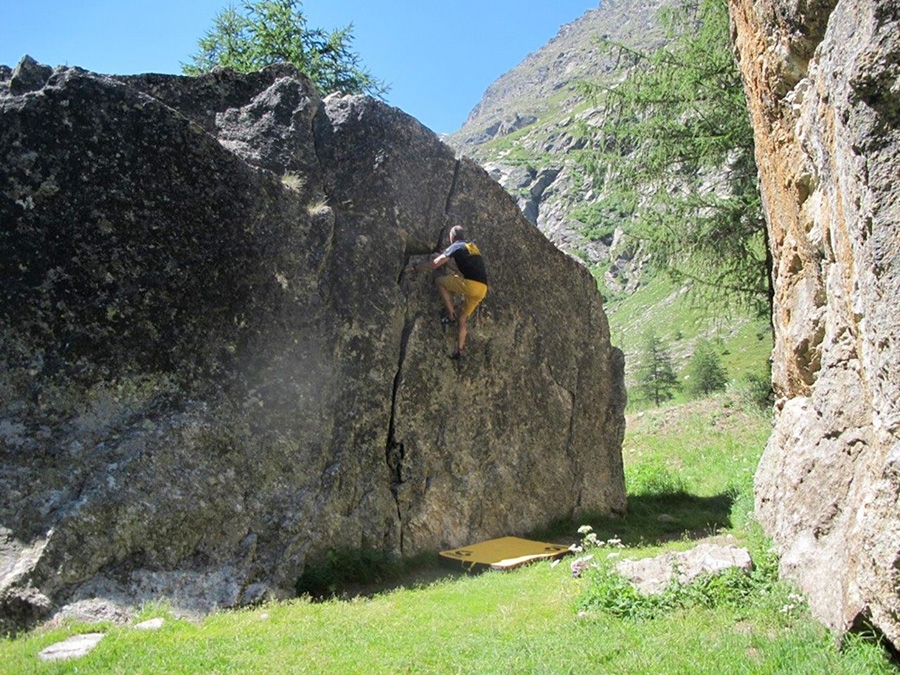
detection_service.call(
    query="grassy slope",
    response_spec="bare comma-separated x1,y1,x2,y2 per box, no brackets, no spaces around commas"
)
603,273,773,406
2,397,894,674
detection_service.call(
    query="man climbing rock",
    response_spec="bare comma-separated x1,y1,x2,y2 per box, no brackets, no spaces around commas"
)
406,225,489,359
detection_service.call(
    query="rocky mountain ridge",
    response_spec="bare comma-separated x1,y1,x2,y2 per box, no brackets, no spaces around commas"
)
449,0,671,295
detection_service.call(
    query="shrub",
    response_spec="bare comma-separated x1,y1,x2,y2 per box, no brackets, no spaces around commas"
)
735,372,774,409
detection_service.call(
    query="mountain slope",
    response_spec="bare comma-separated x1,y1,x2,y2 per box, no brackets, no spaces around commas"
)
448,0,773,389
448,0,671,295
452,0,671,153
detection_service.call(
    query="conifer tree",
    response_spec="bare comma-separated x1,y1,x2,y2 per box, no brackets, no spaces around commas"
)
183,0,387,98
579,0,770,315
636,332,680,407
687,339,728,397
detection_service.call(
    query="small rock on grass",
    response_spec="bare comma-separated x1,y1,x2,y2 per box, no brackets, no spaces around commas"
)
133,617,165,630
37,633,105,662
616,543,752,595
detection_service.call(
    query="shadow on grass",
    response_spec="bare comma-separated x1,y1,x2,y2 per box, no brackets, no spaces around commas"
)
537,490,737,548
296,491,736,601
296,549,464,601
613,491,736,545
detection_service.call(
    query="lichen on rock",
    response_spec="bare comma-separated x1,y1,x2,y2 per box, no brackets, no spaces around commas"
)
0,57,626,631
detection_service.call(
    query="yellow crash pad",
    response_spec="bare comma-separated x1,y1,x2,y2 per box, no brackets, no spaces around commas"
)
439,536,570,570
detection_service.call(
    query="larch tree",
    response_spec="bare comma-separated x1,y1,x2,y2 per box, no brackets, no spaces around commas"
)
183,0,387,98
578,0,770,316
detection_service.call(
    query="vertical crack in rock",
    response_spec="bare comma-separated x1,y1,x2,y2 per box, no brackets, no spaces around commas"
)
444,159,462,217
432,228,446,254
571,300,599,513
308,201,337,287
438,159,464,245
432,159,462,249
550,364,581,512
385,297,417,555
306,101,338,286
567,382,583,513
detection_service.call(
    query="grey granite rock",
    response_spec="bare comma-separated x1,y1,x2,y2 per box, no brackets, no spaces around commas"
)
0,61,626,632
615,542,753,595
9,55,53,96
37,633,105,662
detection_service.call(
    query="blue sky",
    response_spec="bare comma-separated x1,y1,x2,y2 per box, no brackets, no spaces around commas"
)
0,1,599,135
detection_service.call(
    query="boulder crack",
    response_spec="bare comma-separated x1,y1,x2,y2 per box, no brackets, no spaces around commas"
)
385,310,416,555
443,159,462,217
554,367,582,509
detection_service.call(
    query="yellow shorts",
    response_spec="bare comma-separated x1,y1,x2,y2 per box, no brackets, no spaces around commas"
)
437,275,488,317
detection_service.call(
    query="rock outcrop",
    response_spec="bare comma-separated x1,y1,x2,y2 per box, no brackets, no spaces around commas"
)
615,541,753,596
731,0,900,647
0,58,626,631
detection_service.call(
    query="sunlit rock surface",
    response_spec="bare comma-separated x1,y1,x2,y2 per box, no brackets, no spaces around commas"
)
731,0,900,648
0,58,626,631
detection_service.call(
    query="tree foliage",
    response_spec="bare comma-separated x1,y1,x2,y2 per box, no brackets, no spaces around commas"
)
579,0,770,315
636,332,680,407
687,339,728,397
183,0,387,98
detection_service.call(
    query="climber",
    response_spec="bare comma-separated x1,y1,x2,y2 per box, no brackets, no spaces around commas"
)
406,225,489,360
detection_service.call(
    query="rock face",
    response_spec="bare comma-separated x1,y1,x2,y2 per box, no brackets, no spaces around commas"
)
730,0,900,647
0,58,626,631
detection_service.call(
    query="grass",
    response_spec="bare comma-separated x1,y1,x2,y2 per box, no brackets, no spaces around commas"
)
280,172,306,192
2,395,895,674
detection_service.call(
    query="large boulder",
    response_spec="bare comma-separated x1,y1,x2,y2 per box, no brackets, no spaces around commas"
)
731,0,900,647
0,59,626,630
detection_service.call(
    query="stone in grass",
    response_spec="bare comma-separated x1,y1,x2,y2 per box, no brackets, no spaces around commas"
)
37,633,105,662
133,618,165,630
50,599,134,627
615,542,753,595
